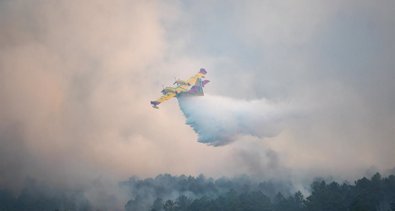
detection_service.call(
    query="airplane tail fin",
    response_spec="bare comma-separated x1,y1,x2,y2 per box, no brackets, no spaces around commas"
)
199,68,207,74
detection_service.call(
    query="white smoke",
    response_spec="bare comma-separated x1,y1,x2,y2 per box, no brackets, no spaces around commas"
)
177,95,292,146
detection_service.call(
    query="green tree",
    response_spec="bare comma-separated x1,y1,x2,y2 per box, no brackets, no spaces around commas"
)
151,198,163,211
306,180,349,211
163,200,176,211
175,195,191,211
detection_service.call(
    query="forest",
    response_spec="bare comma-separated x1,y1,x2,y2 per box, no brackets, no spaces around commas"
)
124,173,395,211
0,173,394,211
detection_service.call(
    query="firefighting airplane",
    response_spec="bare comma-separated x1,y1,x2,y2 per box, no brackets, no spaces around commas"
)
150,68,210,109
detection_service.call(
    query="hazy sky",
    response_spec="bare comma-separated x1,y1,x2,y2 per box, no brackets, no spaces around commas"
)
0,0,394,200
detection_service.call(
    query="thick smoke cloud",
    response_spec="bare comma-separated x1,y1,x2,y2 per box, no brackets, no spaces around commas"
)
177,95,291,146
0,0,168,209
0,0,394,209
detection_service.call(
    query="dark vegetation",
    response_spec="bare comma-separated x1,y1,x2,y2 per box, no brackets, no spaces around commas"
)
0,173,394,210
124,173,395,211
0,179,90,211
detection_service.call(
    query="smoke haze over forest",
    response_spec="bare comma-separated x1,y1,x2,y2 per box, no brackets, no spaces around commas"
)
0,0,394,210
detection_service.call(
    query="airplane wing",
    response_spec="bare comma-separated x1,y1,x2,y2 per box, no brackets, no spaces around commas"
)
150,92,176,108
175,85,188,93
186,69,207,86
150,68,207,109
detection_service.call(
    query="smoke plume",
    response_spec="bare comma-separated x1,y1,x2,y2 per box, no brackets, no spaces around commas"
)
177,95,291,146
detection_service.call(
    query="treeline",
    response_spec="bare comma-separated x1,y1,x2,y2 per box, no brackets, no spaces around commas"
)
0,179,91,211
122,174,293,211
0,173,394,210
124,173,395,211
